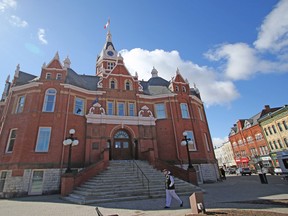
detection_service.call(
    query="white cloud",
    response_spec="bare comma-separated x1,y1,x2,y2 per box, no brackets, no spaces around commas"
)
0,0,17,12
212,137,229,148
38,28,48,45
205,43,257,80
8,15,28,27
254,0,288,52
120,48,240,106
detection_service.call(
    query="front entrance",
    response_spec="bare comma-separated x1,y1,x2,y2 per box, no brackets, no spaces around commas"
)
112,130,133,160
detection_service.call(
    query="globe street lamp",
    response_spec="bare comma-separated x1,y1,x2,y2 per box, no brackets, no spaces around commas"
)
63,129,79,173
181,131,193,169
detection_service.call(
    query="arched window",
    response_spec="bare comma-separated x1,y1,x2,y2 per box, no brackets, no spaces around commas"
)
182,86,186,92
114,130,129,139
42,88,56,112
175,86,179,92
110,79,117,89
125,81,130,90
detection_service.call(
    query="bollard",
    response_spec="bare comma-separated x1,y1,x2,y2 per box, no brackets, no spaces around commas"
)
189,191,206,214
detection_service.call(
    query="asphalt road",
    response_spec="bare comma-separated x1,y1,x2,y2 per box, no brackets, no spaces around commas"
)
0,174,287,216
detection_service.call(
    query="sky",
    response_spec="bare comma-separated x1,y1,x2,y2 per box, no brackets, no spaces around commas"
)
1,0,288,148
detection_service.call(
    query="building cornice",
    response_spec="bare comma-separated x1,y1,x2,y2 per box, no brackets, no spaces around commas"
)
86,114,156,126
61,84,106,95
11,82,42,92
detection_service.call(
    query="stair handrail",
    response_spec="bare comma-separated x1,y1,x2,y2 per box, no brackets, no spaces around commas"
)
132,160,150,197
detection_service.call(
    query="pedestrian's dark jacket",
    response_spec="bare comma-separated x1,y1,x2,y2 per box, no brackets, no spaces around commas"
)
165,171,175,190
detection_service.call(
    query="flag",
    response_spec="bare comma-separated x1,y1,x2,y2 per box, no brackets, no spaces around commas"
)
104,19,110,29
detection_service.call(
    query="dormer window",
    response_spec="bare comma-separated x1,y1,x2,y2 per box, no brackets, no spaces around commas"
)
56,73,62,80
46,73,51,80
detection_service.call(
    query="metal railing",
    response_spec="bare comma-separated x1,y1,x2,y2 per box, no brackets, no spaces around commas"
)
131,160,150,197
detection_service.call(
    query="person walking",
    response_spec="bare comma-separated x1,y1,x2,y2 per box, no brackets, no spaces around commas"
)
220,167,226,180
162,169,183,208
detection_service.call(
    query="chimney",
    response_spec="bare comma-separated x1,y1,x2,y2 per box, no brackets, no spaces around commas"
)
264,105,270,112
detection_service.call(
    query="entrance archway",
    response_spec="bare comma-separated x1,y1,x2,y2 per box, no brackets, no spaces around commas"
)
112,130,133,160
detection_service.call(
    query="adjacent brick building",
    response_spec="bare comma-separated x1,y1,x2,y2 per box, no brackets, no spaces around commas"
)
228,105,283,170
0,30,218,197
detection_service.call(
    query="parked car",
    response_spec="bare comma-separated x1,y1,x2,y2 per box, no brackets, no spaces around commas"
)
237,167,252,176
274,167,283,175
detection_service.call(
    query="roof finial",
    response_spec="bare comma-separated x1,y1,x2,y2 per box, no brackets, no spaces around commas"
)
63,56,71,68
54,51,59,60
151,67,158,78
14,64,20,78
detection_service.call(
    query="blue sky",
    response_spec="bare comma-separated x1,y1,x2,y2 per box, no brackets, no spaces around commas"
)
1,0,287,147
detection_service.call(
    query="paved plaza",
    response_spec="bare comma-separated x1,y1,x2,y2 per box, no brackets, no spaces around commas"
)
0,174,287,216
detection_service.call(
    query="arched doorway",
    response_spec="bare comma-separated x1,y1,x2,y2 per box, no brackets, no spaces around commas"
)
112,130,133,160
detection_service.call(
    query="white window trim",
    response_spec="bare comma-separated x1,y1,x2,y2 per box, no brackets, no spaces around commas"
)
180,103,190,119
42,88,56,112
15,95,25,113
35,127,51,152
117,102,125,116
6,128,17,153
155,103,166,119
74,97,85,116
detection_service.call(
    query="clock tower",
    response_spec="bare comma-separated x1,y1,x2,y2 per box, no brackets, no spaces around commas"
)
96,30,118,75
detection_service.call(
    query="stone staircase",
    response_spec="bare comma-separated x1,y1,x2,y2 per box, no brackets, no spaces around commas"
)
63,160,202,204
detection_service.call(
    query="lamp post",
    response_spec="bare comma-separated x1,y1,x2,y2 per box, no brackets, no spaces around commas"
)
63,129,79,173
181,131,193,169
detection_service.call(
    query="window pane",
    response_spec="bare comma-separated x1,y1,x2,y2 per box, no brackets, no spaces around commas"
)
155,103,166,119
6,129,17,153
181,103,189,118
74,98,84,115
43,89,56,112
186,131,196,151
35,128,51,152
107,102,114,115
118,103,125,116
128,103,135,116
16,96,25,113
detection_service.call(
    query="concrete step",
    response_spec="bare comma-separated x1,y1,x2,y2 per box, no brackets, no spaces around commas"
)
63,160,201,205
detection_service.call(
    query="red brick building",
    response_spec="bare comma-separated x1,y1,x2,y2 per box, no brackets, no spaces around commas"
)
228,105,280,170
0,31,217,197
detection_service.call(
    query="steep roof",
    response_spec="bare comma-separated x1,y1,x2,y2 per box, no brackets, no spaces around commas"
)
14,71,38,86
65,68,99,90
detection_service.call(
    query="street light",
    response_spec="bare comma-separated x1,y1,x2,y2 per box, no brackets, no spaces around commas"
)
181,131,193,169
63,129,79,173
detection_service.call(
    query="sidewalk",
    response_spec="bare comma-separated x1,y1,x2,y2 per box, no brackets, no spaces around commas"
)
0,175,287,216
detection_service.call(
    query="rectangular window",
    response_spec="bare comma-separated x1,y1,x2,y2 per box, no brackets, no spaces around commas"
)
185,131,197,151
45,73,51,79
283,120,288,130
107,101,114,115
108,62,115,70
56,73,62,80
0,171,7,192
204,133,210,151
180,103,189,119
6,129,17,153
198,106,203,121
128,103,135,116
16,96,25,113
117,102,125,116
277,122,283,132
74,97,84,115
155,103,166,119
35,127,51,152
